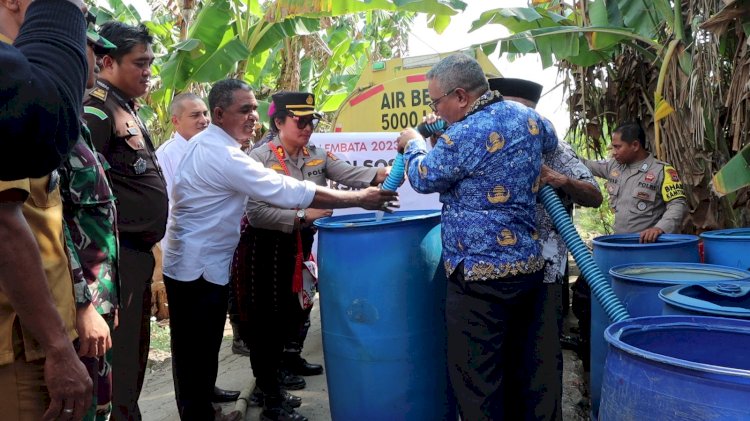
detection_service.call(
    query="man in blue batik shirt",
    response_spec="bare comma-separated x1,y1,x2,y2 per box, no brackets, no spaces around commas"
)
396,54,558,421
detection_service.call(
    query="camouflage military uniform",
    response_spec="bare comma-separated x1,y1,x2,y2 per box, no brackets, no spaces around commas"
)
60,123,119,421
61,124,118,315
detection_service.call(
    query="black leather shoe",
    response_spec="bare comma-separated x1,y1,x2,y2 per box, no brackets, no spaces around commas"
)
249,386,302,408
260,406,308,421
232,339,250,356
278,370,306,390
211,386,241,403
283,356,324,376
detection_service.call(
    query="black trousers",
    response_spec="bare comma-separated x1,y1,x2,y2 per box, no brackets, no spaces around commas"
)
240,280,301,406
571,275,591,370
446,268,561,421
164,275,229,420
110,246,154,421
282,298,313,356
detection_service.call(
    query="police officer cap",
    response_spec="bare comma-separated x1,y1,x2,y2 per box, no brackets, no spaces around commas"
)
85,11,116,55
488,78,543,104
271,91,322,118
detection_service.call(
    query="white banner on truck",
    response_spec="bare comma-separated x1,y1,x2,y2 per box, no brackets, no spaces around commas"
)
310,132,441,216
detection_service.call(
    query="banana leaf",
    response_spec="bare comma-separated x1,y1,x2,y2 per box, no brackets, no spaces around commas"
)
713,143,750,196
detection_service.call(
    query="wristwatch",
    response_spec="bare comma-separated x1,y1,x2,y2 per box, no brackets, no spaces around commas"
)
296,209,306,223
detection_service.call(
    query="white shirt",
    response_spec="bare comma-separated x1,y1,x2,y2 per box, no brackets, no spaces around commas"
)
162,124,317,285
156,132,190,250
155,132,190,200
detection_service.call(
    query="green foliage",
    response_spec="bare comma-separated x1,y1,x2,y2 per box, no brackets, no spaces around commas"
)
473,3,659,69
574,178,614,239
149,318,171,353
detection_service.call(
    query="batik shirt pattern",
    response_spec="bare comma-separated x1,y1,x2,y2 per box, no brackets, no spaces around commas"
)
403,92,557,281
61,124,118,314
536,125,598,284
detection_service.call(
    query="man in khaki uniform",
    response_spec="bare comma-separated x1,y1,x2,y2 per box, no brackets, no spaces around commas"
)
582,122,688,240
574,121,689,375
0,0,93,418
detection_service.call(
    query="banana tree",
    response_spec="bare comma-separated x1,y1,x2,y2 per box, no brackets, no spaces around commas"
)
473,0,750,231
144,0,467,141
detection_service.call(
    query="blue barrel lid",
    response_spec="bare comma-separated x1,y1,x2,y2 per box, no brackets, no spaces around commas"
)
605,315,750,378
700,228,750,241
593,233,699,249
659,282,750,318
314,210,441,229
609,262,750,286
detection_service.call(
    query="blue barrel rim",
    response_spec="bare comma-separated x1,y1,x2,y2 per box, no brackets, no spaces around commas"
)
593,233,699,249
605,315,750,378
314,209,441,229
700,228,750,241
609,262,750,285
659,283,750,318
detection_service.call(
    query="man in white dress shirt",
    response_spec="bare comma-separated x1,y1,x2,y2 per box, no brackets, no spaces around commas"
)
156,93,246,404
162,79,397,421
156,93,209,197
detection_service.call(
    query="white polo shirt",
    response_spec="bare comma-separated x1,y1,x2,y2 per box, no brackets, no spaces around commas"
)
162,123,317,285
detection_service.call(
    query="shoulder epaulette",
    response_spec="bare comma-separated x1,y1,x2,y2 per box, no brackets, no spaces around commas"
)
89,86,108,102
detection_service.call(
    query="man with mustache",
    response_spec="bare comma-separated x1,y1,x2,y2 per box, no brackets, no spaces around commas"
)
162,79,397,421
156,92,243,403
83,21,168,421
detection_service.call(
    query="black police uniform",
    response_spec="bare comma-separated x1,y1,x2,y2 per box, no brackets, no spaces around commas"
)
83,79,168,421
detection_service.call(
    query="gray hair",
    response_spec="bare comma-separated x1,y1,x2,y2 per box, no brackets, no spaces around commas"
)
426,53,488,96
208,79,252,113
170,93,204,117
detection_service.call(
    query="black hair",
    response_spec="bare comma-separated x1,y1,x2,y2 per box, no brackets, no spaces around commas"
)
99,22,153,63
208,79,252,113
269,90,292,133
269,110,289,133
613,121,647,150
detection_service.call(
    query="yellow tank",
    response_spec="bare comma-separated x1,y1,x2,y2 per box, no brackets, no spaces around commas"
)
332,48,501,133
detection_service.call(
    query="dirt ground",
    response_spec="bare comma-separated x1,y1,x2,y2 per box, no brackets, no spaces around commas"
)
141,287,591,421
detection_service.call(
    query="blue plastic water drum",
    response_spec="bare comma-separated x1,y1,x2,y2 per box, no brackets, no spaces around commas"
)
610,263,750,317
601,316,750,420
590,234,700,417
701,228,750,270
661,282,750,318
315,211,456,421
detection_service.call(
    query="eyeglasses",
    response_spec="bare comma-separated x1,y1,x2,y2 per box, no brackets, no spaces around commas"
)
289,114,319,130
427,88,457,112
